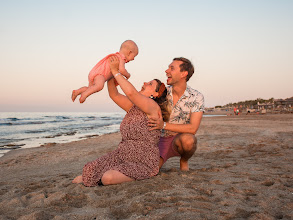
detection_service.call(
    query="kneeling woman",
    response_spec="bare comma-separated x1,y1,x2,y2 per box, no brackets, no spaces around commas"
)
73,56,170,186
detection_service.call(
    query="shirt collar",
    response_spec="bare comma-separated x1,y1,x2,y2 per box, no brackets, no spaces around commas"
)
168,84,191,98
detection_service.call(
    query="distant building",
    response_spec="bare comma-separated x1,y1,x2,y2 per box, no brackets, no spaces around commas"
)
274,97,293,109
209,96,293,114
257,102,274,110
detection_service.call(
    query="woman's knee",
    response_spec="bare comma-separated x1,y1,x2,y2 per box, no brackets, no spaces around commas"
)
101,172,114,185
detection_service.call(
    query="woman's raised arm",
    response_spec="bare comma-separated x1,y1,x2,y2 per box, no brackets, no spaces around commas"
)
109,56,160,119
107,77,133,112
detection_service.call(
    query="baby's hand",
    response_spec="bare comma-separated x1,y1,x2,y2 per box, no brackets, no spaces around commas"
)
119,68,130,79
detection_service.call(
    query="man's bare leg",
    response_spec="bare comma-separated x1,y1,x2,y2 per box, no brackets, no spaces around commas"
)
173,133,197,171
159,157,164,169
101,170,134,185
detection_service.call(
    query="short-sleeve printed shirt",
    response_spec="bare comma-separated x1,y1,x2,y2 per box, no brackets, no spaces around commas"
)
163,85,205,137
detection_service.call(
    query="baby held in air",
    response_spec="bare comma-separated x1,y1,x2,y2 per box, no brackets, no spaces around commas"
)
72,40,139,103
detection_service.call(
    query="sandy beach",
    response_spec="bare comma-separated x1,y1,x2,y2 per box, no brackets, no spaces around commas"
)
0,114,292,220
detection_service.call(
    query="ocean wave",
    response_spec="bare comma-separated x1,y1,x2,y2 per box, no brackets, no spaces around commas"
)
0,138,26,147
0,123,13,126
0,121,46,126
25,129,48,134
76,116,96,121
44,116,72,120
0,144,25,150
100,116,112,120
0,119,76,126
7,117,20,121
43,131,77,138
0,112,124,155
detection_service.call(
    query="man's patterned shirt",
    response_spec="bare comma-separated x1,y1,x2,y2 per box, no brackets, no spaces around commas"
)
163,85,205,137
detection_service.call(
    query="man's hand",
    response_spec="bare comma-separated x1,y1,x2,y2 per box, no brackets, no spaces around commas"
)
148,113,164,131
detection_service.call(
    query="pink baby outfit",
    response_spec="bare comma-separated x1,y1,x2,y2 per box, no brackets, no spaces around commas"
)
88,52,126,83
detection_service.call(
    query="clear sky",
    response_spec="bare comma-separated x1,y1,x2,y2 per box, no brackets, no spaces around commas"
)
1,0,292,112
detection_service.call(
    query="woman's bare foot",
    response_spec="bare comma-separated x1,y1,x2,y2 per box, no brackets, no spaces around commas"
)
71,90,79,102
72,175,83,184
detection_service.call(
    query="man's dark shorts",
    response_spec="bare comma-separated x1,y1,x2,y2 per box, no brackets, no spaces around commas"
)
158,136,180,163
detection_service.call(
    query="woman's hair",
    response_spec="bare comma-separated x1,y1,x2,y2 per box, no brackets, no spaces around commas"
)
153,79,171,122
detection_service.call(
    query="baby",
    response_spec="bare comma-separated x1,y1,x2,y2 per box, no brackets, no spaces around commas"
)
72,40,139,103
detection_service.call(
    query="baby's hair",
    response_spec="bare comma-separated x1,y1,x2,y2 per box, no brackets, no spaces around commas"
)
120,40,138,53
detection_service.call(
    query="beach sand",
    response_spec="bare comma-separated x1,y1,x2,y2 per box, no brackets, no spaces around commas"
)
0,114,292,220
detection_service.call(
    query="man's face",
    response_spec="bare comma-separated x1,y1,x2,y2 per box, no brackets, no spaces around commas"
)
165,60,183,85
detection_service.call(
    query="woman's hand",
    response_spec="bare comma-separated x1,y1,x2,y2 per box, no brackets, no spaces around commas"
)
109,55,120,75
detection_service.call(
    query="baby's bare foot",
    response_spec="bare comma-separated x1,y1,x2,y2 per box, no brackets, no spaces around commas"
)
72,175,83,184
79,95,86,103
71,90,78,102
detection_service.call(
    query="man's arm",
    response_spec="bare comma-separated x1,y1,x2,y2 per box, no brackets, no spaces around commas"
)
148,111,203,135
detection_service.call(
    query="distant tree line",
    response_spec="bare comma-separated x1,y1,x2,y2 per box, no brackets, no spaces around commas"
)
216,98,274,108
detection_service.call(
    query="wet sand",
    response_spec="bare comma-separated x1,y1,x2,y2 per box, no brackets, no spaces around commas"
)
0,114,292,219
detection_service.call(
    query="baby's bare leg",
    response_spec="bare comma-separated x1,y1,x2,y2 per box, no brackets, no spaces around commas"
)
79,75,105,103
72,87,88,102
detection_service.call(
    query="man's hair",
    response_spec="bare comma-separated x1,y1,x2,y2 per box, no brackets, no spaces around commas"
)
173,57,194,82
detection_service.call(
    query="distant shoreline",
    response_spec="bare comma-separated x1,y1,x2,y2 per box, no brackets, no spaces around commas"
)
204,111,232,115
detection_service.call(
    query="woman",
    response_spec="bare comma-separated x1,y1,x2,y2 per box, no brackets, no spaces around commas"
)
73,56,170,186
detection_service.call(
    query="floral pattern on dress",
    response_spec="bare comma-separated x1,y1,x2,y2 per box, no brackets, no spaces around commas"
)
82,105,161,186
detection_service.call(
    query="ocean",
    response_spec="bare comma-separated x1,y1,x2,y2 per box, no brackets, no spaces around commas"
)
0,112,225,157
0,112,125,157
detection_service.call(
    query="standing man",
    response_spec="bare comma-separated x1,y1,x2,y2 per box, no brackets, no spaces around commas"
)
149,57,204,171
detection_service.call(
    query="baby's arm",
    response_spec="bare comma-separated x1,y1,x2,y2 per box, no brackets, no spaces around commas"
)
118,58,131,79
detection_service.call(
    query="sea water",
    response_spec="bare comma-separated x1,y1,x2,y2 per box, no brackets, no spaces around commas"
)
0,112,225,157
0,112,125,157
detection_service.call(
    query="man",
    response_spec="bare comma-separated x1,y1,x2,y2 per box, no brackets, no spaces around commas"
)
149,57,204,171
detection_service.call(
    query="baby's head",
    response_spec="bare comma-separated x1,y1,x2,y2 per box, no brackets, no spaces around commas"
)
119,40,139,63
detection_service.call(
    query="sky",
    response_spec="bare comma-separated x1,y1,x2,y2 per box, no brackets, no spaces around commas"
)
0,0,292,112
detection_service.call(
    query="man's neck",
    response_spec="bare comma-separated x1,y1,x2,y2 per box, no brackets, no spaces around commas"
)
172,81,187,97
171,82,187,106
